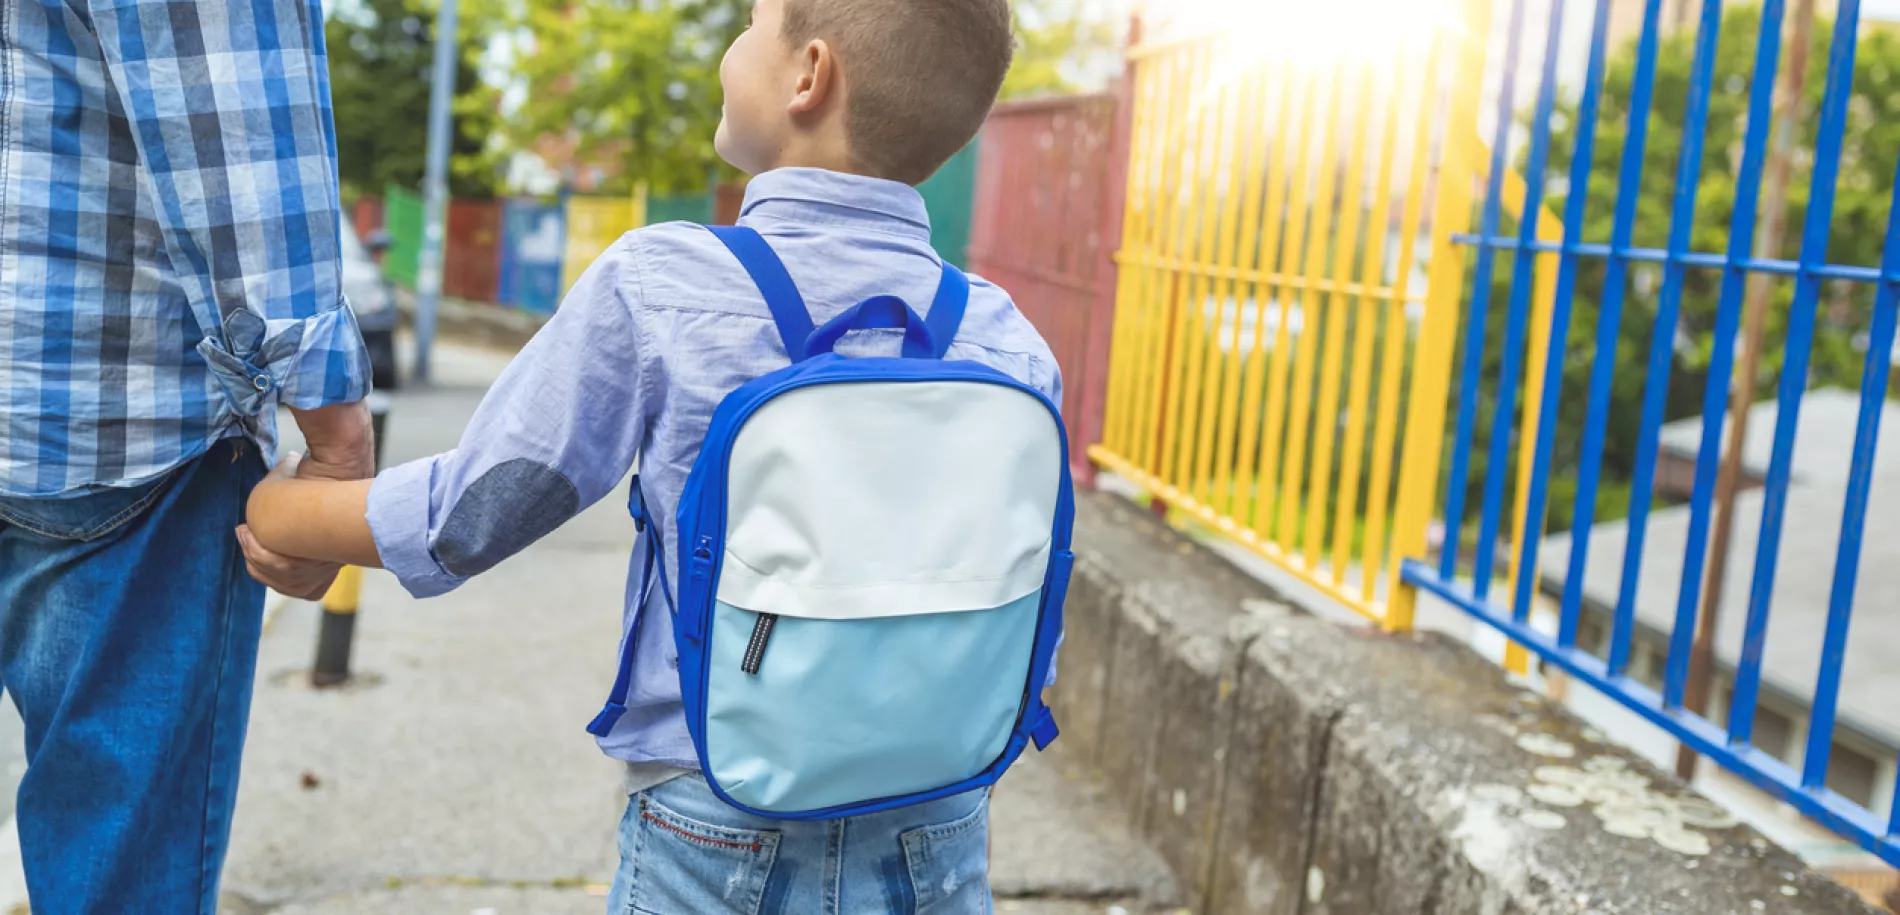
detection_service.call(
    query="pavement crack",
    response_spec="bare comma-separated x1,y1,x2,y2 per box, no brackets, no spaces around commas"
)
1292,706,1344,915
994,889,1145,905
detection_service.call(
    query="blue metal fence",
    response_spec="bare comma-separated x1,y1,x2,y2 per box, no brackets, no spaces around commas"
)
1402,0,1899,866
497,198,566,314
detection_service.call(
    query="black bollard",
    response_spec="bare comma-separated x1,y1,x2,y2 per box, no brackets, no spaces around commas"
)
311,397,388,688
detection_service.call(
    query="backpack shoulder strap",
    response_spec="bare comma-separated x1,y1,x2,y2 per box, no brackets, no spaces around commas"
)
706,225,816,362
924,261,970,359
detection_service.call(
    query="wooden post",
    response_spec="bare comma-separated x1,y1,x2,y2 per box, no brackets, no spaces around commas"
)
1676,0,1813,782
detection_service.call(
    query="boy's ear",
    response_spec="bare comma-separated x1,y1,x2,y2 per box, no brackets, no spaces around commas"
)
788,39,837,119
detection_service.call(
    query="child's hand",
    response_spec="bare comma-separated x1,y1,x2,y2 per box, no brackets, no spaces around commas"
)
245,451,307,541
239,452,346,600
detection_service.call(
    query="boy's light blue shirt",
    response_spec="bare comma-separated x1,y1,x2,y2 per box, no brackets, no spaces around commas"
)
365,168,1063,767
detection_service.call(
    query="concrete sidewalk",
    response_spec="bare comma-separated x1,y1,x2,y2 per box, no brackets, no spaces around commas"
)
208,341,1180,914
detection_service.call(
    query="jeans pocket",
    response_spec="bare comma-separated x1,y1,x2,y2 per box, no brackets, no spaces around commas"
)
899,796,991,914
628,794,781,915
0,472,176,542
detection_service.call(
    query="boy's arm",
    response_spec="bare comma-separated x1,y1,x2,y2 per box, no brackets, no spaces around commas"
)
240,237,653,597
242,456,381,569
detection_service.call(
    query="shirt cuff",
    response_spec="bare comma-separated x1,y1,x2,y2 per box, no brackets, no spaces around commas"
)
367,455,469,599
196,303,373,415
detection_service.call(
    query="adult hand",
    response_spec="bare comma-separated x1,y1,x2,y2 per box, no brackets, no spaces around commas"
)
289,399,375,482
237,523,342,600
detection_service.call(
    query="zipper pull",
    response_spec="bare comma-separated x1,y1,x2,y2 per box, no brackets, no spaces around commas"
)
740,613,778,675
690,537,715,583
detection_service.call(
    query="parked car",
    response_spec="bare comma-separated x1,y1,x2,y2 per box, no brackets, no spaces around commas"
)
341,222,400,391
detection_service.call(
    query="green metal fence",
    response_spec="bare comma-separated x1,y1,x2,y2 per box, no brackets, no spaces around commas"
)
647,192,715,226
918,143,978,268
383,184,424,289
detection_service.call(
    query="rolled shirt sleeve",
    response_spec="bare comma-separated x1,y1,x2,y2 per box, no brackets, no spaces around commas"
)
368,240,649,597
85,0,371,416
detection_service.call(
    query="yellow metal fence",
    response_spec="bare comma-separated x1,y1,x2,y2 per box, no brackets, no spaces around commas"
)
1092,0,1561,632
560,186,649,294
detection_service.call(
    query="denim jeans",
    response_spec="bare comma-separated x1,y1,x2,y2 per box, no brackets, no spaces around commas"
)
611,773,993,915
0,439,266,914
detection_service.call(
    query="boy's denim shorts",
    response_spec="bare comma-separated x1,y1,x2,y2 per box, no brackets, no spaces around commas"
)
610,772,992,914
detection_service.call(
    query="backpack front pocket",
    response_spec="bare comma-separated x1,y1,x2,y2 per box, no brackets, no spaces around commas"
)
702,590,1040,814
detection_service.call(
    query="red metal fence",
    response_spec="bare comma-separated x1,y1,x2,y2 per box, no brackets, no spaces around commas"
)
351,197,384,244
968,92,1128,485
444,200,502,303
715,182,747,226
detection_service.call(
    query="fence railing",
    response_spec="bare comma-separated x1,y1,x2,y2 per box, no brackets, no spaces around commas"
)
1088,13,1514,630
1397,0,1899,867
355,184,735,312
998,0,1898,869
969,93,1126,483
561,194,643,294
444,200,501,303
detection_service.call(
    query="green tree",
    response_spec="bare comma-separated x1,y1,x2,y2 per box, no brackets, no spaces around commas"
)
499,0,1120,194
503,0,745,195
327,0,503,199
1004,0,1122,100
1453,5,1899,538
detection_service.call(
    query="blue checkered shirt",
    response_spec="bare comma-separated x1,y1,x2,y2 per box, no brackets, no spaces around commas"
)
0,0,371,497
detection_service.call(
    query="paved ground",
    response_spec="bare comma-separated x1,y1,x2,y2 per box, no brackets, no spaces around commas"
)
1,339,1179,914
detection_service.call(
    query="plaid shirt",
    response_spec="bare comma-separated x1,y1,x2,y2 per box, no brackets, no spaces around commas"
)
0,0,371,497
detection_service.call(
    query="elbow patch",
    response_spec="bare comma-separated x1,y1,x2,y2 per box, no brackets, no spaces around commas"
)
434,459,581,578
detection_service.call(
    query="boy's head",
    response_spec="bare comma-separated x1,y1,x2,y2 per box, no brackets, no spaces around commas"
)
716,0,1014,186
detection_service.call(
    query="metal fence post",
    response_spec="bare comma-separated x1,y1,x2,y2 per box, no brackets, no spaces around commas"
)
1385,0,1494,632
1073,14,1142,493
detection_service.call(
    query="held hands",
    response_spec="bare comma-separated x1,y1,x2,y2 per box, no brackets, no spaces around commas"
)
239,452,344,600
237,399,382,597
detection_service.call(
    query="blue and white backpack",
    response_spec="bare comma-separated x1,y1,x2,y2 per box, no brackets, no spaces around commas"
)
586,225,1073,820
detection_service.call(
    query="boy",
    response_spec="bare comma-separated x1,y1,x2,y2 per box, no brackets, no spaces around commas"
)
239,0,1058,911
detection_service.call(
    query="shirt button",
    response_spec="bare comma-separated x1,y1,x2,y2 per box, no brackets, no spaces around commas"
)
252,375,271,391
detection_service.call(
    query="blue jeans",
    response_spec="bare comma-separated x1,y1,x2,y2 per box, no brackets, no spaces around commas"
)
0,439,266,914
611,773,993,915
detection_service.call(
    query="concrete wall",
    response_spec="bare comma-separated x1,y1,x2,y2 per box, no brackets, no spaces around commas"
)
1053,490,1879,915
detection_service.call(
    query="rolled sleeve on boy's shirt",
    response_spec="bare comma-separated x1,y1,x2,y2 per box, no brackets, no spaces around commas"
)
367,457,467,599
365,237,651,600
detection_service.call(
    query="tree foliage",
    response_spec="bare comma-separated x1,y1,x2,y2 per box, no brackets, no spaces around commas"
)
501,0,746,195
1004,0,1123,100
1454,5,1900,537
326,0,502,199
496,0,1119,194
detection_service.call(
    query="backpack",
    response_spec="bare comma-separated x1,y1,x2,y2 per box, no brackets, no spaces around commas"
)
585,225,1073,820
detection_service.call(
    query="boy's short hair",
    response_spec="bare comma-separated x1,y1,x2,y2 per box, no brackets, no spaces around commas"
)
781,0,1014,185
